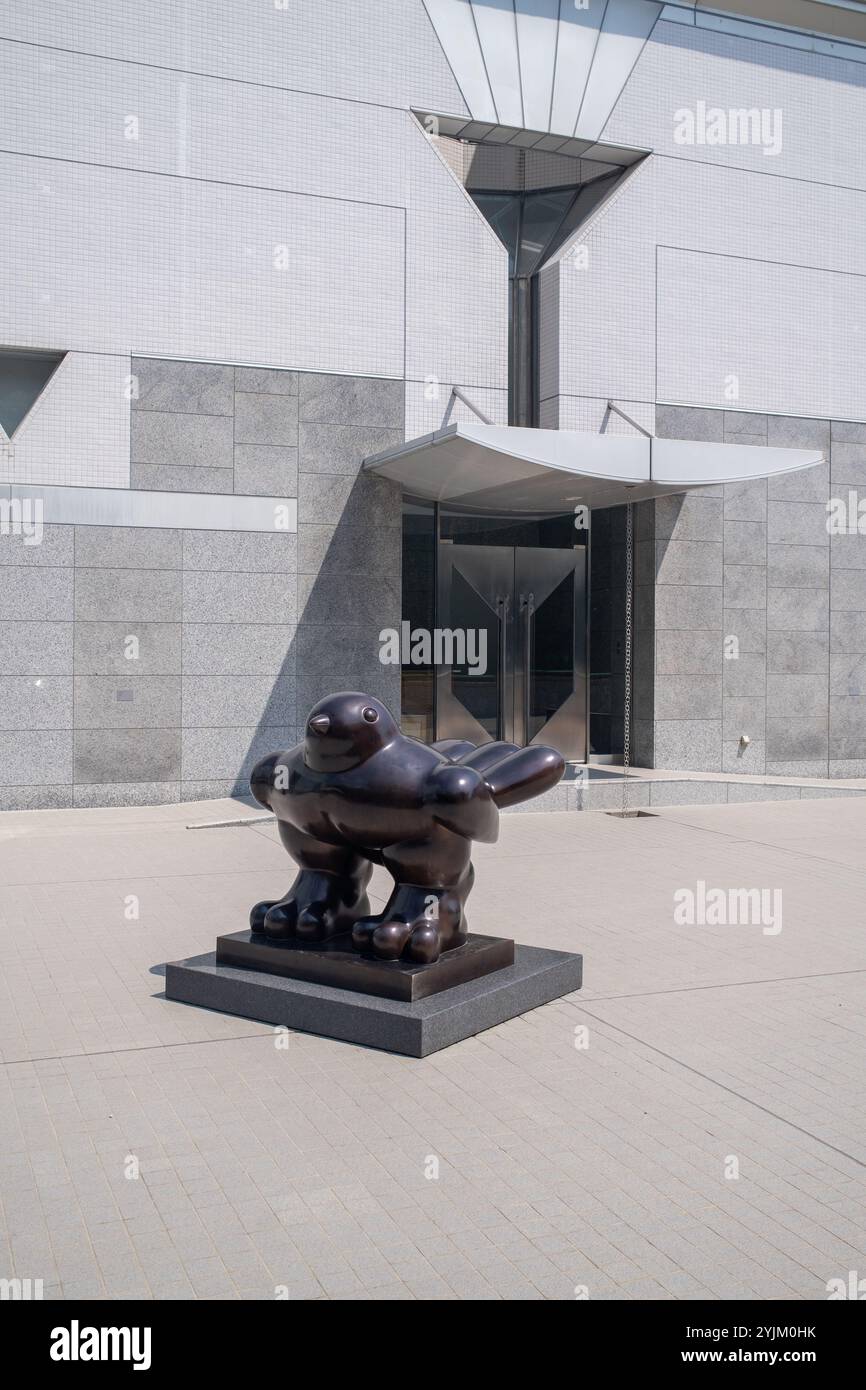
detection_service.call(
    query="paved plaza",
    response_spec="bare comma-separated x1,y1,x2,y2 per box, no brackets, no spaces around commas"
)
1,795,865,1301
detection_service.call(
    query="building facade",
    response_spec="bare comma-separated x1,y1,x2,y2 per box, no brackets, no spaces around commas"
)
2,0,866,808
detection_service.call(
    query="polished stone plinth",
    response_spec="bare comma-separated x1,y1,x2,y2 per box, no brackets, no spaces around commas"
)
215,929,515,1002
164,944,583,1057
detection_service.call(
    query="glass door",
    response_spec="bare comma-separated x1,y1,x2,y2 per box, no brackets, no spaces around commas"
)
515,547,586,760
436,540,587,760
435,543,513,744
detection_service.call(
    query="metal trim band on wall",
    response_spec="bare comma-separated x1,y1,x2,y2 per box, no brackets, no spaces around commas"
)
0,483,297,533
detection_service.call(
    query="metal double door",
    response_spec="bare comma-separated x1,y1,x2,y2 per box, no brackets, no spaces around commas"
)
436,542,587,761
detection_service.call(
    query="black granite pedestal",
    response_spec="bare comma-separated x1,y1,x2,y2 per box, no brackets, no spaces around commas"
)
164,939,583,1057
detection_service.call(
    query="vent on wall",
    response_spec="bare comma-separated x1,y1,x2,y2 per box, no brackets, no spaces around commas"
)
0,348,66,439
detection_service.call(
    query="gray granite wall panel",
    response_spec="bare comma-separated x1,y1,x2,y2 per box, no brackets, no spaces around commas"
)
649,406,866,776
1,360,405,807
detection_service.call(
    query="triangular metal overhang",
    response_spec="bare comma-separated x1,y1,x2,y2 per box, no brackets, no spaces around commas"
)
363,423,825,513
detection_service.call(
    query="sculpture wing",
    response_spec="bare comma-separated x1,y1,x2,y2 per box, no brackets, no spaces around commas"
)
249,744,303,808
425,762,499,843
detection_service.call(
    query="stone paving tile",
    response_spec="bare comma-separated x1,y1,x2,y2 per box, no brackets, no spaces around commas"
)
1,796,866,1299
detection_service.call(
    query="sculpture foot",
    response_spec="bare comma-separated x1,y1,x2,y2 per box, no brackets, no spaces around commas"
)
250,899,277,933
250,897,312,940
251,898,357,942
351,889,464,964
249,869,370,942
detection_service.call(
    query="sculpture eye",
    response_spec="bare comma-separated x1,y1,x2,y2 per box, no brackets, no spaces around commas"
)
362,706,378,723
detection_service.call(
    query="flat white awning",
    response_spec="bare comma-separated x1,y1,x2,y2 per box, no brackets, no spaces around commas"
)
363,423,824,513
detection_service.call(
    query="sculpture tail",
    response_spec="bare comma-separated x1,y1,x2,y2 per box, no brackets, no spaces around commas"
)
433,739,565,809
482,745,566,809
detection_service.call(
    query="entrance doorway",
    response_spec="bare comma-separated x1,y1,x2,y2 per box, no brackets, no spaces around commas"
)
436,540,587,761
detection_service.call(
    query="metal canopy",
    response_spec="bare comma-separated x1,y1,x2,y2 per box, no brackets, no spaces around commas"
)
363,422,824,514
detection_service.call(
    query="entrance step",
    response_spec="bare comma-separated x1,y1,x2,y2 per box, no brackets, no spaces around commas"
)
500,765,866,814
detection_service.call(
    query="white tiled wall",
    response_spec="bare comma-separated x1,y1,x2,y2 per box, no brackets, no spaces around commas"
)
0,152,405,375
605,18,866,189
545,17,866,424
6,0,866,488
656,247,863,418
404,381,508,438
553,396,656,435
0,19,507,486
0,0,465,111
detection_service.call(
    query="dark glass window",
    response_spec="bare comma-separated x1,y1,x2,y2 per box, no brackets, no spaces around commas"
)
400,498,436,742
589,505,626,757
440,507,574,548
0,348,65,437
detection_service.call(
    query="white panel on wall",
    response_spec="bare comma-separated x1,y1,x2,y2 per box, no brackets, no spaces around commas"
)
656,246,863,419
0,40,508,418
0,352,130,488
0,0,466,113
4,482,297,532
549,149,866,421
538,258,559,406
0,153,405,378
603,17,866,188
404,123,509,390
543,14,866,421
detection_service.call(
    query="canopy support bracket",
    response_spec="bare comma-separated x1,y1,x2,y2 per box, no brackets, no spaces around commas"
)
605,399,652,438
443,387,493,428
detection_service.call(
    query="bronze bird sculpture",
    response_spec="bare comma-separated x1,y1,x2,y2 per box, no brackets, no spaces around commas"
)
249,692,565,964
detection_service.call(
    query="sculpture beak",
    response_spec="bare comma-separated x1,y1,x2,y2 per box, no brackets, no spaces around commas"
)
309,714,330,735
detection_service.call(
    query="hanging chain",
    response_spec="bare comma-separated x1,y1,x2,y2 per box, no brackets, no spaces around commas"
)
622,501,633,816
